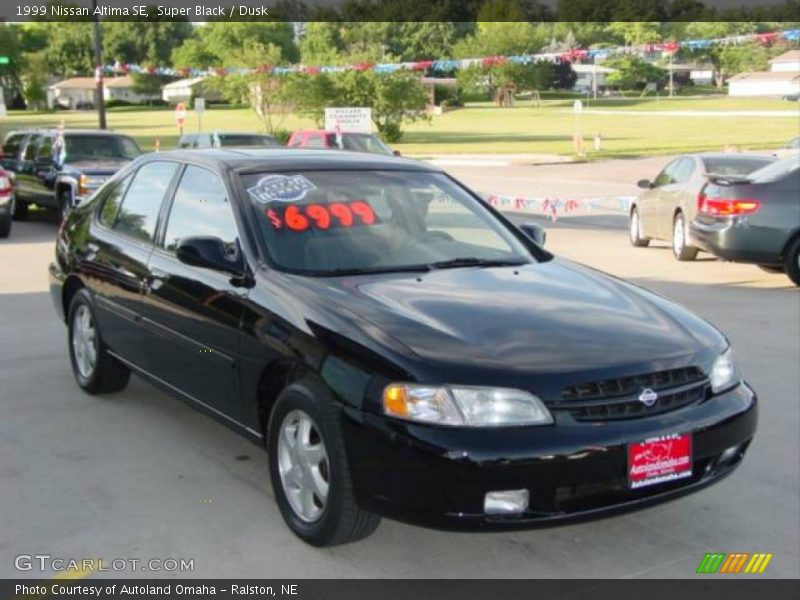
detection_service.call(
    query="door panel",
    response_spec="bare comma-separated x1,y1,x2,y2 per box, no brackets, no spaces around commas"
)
139,165,245,418
84,161,179,367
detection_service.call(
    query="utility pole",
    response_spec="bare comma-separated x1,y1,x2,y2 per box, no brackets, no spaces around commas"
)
92,0,107,129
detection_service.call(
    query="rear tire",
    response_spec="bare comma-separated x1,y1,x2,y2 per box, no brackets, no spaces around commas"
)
13,199,28,221
68,289,131,394
629,207,650,247
267,379,380,546
672,212,699,261
784,237,800,287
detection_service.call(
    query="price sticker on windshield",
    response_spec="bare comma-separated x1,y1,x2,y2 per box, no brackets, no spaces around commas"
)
266,201,378,232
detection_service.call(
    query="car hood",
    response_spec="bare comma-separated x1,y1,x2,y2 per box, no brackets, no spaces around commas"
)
288,259,725,400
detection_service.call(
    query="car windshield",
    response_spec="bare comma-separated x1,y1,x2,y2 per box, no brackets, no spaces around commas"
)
242,170,533,276
328,134,393,155
64,135,141,161
750,155,800,183
218,134,278,147
702,156,774,176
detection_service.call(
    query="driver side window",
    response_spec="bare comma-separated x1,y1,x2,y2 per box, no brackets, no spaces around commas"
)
654,160,679,187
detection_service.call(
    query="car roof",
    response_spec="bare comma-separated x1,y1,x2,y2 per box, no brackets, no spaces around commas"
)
685,152,775,161
292,129,374,136
7,128,134,138
147,148,438,173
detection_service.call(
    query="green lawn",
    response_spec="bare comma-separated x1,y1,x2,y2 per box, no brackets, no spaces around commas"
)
1,95,796,159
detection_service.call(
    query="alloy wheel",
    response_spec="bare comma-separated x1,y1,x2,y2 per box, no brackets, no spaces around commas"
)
277,409,330,523
72,304,97,379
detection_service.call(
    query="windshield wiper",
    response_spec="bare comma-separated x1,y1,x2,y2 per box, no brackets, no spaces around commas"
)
308,264,433,277
429,257,527,270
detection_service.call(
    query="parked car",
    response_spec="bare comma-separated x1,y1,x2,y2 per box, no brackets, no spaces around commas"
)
0,167,14,238
4,129,141,221
629,153,776,260
50,149,756,546
178,132,280,149
691,155,800,286
287,130,397,156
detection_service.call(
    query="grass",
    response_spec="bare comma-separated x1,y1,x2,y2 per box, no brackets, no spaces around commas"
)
1,95,796,159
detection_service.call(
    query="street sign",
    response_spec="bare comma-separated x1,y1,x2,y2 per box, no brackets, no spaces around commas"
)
324,107,372,133
194,97,205,114
0,56,9,65
175,102,187,128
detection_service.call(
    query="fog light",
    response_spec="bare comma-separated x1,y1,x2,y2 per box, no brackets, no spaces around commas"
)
484,489,529,515
718,445,741,466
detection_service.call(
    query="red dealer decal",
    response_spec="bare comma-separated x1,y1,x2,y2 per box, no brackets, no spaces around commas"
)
627,433,692,489
266,201,377,232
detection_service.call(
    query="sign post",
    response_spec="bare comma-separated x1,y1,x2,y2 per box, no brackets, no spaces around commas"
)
175,101,187,137
573,100,584,156
194,97,205,132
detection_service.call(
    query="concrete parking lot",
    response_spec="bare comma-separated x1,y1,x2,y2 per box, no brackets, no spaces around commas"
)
0,158,798,579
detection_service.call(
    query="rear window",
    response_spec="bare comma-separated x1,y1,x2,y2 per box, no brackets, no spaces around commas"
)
702,156,774,177
2,133,25,156
217,134,278,147
750,155,800,183
64,135,141,161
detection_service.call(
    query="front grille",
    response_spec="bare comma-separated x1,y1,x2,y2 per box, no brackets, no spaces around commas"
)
555,367,709,422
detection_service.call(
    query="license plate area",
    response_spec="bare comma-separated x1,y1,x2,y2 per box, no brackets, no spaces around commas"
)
628,433,692,489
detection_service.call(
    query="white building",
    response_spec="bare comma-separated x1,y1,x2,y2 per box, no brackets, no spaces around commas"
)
103,75,160,104
571,64,617,92
46,76,159,109
769,50,800,73
728,49,800,97
161,77,221,105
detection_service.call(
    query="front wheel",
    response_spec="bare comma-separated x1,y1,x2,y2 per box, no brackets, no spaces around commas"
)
68,289,131,394
784,237,800,287
629,207,650,247
58,190,73,224
672,212,699,261
268,380,380,546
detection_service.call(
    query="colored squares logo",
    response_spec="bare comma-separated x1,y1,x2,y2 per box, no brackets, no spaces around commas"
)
697,553,773,574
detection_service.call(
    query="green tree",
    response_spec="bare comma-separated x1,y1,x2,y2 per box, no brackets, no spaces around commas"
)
457,60,556,104
605,55,668,90
298,22,345,65
41,22,94,78
453,22,547,58
104,18,192,66
605,22,663,46
171,22,297,68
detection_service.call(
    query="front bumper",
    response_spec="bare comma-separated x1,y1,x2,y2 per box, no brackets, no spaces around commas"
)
342,383,757,531
690,219,782,265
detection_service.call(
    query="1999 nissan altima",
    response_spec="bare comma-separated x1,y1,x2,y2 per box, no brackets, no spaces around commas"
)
49,149,757,546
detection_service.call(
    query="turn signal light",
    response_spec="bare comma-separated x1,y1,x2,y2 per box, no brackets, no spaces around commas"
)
697,194,761,217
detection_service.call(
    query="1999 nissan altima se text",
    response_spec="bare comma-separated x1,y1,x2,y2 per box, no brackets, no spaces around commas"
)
49,149,757,546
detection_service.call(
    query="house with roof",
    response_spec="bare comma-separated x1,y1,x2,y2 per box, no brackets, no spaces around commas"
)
728,49,800,98
46,76,160,109
161,77,222,105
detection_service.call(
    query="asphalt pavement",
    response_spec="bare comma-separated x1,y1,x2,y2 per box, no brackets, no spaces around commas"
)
0,159,797,579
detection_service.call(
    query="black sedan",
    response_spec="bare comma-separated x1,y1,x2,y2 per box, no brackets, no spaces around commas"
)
691,155,800,286
50,149,757,546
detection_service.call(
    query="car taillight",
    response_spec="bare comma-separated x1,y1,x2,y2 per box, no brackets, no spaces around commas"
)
697,194,760,217
0,175,11,194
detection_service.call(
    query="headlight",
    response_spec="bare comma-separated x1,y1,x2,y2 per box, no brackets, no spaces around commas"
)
710,347,740,394
383,384,553,427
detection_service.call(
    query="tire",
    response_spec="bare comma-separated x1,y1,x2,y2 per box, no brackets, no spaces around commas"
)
672,212,699,261
629,207,650,247
784,237,800,287
267,379,380,547
757,264,784,274
0,200,11,238
67,288,131,394
13,199,28,221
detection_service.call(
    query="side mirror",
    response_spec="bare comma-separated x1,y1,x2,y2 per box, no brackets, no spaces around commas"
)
519,222,546,247
637,179,654,189
176,236,243,276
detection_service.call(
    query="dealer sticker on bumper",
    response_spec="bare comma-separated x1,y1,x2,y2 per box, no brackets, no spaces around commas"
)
628,433,692,489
